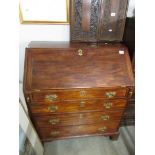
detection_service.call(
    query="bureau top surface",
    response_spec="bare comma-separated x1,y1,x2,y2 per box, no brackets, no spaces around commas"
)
24,42,134,91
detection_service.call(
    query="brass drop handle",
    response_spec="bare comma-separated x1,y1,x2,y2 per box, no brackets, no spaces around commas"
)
80,101,86,107
45,94,58,102
101,115,109,121
49,119,60,125
98,126,107,132
50,131,60,136
105,92,116,98
78,49,83,56
48,105,58,112
104,102,113,109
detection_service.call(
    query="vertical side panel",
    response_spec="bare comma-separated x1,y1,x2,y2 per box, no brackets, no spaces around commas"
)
98,0,128,41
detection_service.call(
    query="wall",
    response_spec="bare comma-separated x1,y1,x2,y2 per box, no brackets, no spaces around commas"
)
127,0,135,17
19,0,135,82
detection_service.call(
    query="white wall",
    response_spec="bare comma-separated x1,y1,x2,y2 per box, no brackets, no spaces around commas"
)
127,0,135,17
19,0,134,82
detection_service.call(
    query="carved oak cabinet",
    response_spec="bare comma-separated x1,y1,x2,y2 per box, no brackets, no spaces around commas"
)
70,0,128,42
23,41,134,142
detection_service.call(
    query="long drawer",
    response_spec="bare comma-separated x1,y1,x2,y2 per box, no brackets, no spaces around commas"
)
38,122,120,140
33,111,124,128
29,99,127,114
30,88,127,103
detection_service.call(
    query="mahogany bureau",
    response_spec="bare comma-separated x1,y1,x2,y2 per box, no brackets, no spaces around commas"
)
23,41,134,142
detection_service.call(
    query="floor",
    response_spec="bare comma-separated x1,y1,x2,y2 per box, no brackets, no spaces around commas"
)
44,126,135,155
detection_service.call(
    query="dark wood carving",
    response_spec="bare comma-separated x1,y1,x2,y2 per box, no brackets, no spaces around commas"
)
70,0,128,42
71,0,100,42
98,0,128,41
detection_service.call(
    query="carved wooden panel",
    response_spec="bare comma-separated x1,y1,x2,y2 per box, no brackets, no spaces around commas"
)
70,0,128,42
70,0,100,42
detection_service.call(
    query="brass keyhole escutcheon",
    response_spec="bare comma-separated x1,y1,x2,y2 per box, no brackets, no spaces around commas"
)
80,114,84,119
80,101,85,107
78,49,83,56
48,105,58,112
80,90,86,97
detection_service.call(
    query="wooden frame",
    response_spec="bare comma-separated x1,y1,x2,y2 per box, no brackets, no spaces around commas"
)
19,0,69,24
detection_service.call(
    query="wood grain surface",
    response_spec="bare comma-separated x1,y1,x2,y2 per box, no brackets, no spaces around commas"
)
24,42,134,92
37,122,120,140
29,99,127,114
32,110,124,127
23,41,134,141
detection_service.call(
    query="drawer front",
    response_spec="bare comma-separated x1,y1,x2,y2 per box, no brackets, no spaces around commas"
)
29,99,127,114
38,122,119,140
33,111,124,128
31,88,127,103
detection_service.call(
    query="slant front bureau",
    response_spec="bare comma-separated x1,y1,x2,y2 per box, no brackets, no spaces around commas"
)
23,41,134,142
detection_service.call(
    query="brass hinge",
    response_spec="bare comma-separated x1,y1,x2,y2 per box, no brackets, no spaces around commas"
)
128,91,133,98
128,87,134,98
